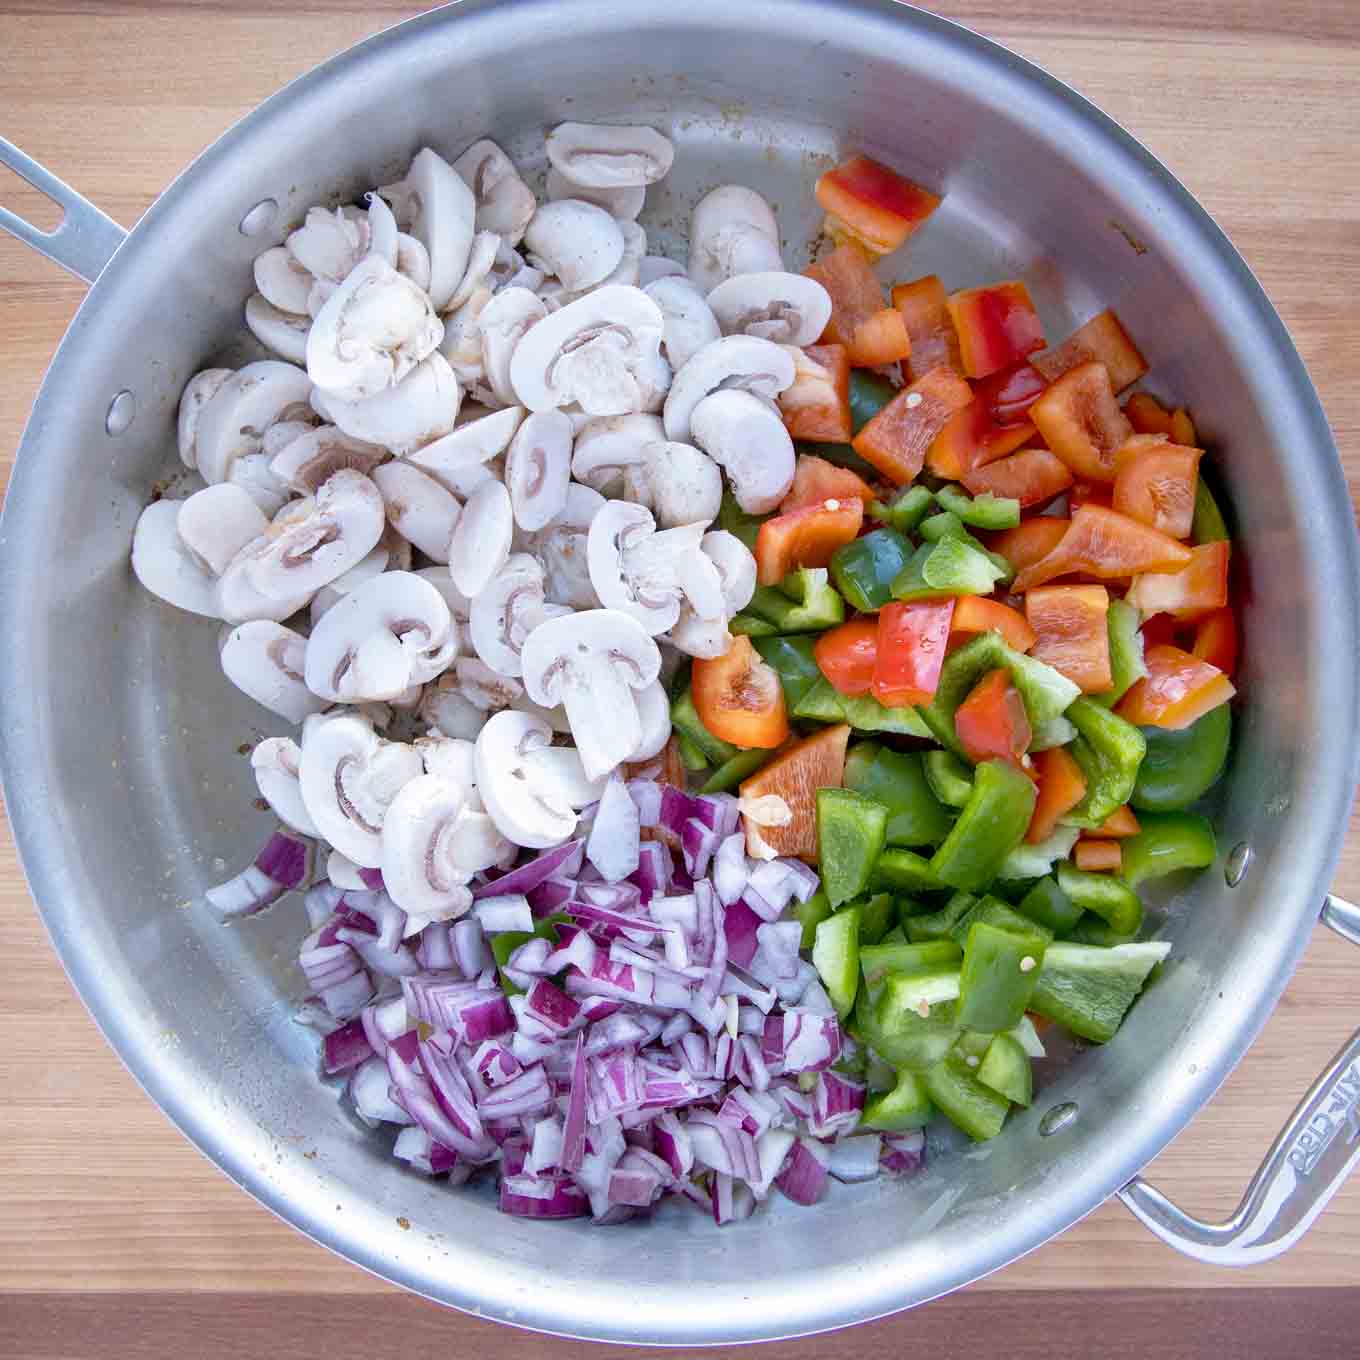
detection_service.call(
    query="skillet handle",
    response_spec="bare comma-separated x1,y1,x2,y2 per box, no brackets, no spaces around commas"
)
0,136,126,284
1117,894,1360,1265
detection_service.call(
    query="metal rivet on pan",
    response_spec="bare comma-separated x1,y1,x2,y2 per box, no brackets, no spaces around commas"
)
105,389,136,436
239,198,279,236
1225,842,1253,888
1039,1102,1079,1137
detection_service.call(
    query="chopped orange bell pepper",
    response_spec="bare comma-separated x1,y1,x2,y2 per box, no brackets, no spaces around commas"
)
1074,839,1122,873
815,153,942,256
1068,479,1113,511
1032,308,1148,394
852,365,973,485
961,447,1073,508
691,636,789,749
1012,504,1193,593
949,596,1037,653
872,600,955,707
1029,361,1134,482
891,274,963,383
1027,746,1088,844
1138,614,1188,651
779,343,854,444
1191,606,1238,677
815,618,880,697
947,281,1046,379
739,724,851,860
1127,541,1230,622
804,245,912,366
1171,408,1197,447
754,498,863,586
1124,392,1176,437
1114,644,1235,730
1096,805,1141,838
1112,436,1201,540
1024,585,1113,694
955,669,1032,770
779,454,874,514
927,360,1046,478
987,517,1071,574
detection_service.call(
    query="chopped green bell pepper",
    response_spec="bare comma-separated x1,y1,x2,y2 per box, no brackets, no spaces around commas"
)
700,748,771,794
1093,598,1148,710
830,526,914,612
934,483,1022,531
1067,917,1140,948
741,566,846,634
794,889,834,950
905,890,977,943
718,487,766,551
753,634,823,712
849,368,899,432
729,612,778,638
1017,875,1085,936
1192,475,1230,544
818,788,889,907
952,1028,994,1063
977,1032,1034,1106
1010,1013,1048,1058
862,1067,934,1130
892,537,1005,601
923,1052,1011,1140
861,938,962,987
914,511,1017,581
813,906,861,1019
856,891,896,946
1120,810,1217,888
1062,697,1148,828
675,732,709,771
924,749,974,808
869,972,964,1070
1029,715,1078,751
870,484,935,535
792,675,850,723
844,743,954,848
1131,705,1231,812
792,676,934,738
958,921,1048,1031
998,825,1080,881
876,847,949,896
1055,862,1143,937
864,1052,898,1092
950,895,1055,948
670,686,739,766
929,759,1038,892
1029,941,1171,1043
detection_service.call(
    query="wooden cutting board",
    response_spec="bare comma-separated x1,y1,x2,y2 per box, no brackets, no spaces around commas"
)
1,3,1358,1355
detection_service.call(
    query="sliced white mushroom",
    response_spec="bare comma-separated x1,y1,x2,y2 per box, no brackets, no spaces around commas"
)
176,484,269,576
371,461,461,562
395,232,432,293
468,553,567,678
245,294,311,364
509,284,664,417
130,500,222,619
327,850,368,891
476,287,546,408
445,230,501,315
531,480,604,610
298,711,424,867
287,205,366,283
634,341,672,414
689,388,796,514
177,368,233,471
196,360,315,486
662,334,796,443
315,352,461,456
268,425,388,493
598,219,647,290
438,290,491,389
309,530,399,626
404,403,523,492
666,529,757,659
404,147,477,312
254,246,314,316
419,673,485,741
364,191,399,267
447,478,513,599
521,608,661,782
644,275,722,375
638,255,686,287
228,451,293,517
688,185,783,294
626,440,722,529
629,679,672,762
215,469,386,623
306,254,443,402
570,413,662,496
251,736,319,837
505,410,572,531
545,123,675,189
544,167,645,222
707,272,833,347
524,200,625,294
221,621,327,723
304,570,456,703
452,139,537,248
380,773,480,921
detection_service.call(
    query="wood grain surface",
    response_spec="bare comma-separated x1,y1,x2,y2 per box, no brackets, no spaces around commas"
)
2,1,1359,1354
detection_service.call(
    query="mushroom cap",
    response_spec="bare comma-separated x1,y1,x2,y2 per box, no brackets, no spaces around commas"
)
406,146,477,312
530,480,605,610
570,413,663,495
396,232,432,293
306,254,444,402
523,200,625,294
635,440,722,529
444,230,501,315
706,271,834,347
405,403,523,490
221,620,327,724
227,451,292,518
245,295,311,365
251,736,319,837
467,552,564,679
371,460,461,563
644,275,722,375
661,334,795,443
298,712,424,867
587,500,681,634
544,168,644,222
176,483,270,577
477,287,547,408
689,388,796,515
665,528,757,659
545,122,675,189
598,219,647,290
304,569,457,703
195,360,314,486
268,425,388,494
687,185,783,294
364,191,400,268
447,478,514,600
452,138,536,247
638,255,686,287
316,352,462,457
286,205,366,282
505,409,573,532
254,245,314,316
379,773,481,920
629,678,672,761
130,500,223,619
176,368,233,470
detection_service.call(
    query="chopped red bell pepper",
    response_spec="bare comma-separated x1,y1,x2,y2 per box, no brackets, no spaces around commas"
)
1027,746,1087,843
815,618,880,697
1112,436,1202,540
1126,541,1230,621
1191,606,1238,677
804,245,912,366
779,343,854,444
891,275,963,383
954,669,1032,769
1096,805,1141,838
691,636,790,749
779,453,874,514
1114,644,1235,730
1171,408,1197,447
961,447,1073,507
871,600,955,708
1068,479,1113,511
1074,839,1122,873
1024,584,1113,694
815,153,942,256
852,365,973,485
1124,392,1176,437
754,498,864,586
987,516,1071,574
1012,504,1193,593
1138,613,1188,651
928,361,1047,478
1029,361,1134,482
947,281,1046,379
949,596,1037,653
1032,308,1148,394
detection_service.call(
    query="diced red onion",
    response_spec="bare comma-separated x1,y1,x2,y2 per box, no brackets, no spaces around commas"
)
686,1109,760,1181
349,1055,413,1126
780,858,820,904
499,1171,591,1218
524,978,581,1035
206,830,314,917
609,1147,670,1207
747,859,794,914
451,918,490,978
304,882,345,928
721,899,762,968
300,941,361,992
416,922,455,971
718,1086,781,1139
740,887,782,924
627,778,662,828
419,1030,489,1148
630,840,670,904
586,774,641,883
881,1130,927,1177
711,1171,757,1225
829,1134,882,1182
527,876,575,914
712,832,750,906
320,970,373,1020
775,1135,831,1206
358,866,385,892
470,1039,523,1090
479,1062,553,1120
473,893,533,933
322,1016,374,1074
393,1125,460,1175
652,1111,695,1178
528,1116,564,1174
340,932,421,978
256,830,315,890
753,921,803,982
809,1070,865,1139
574,1116,627,1219
561,1034,588,1172
474,840,583,900
680,817,720,879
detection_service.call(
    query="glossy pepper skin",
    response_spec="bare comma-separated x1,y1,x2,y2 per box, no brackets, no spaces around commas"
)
954,669,1032,770
1131,704,1231,812
1062,697,1148,829
1017,875,1084,935
1055,861,1142,936
816,618,880,697
922,1051,1011,1140
872,600,955,708
1032,308,1148,394
957,920,1048,1032
752,634,824,713
929,759,1038,892
870,484,935,536
735,566,846,635
843,742,954,848
1120,810,1217,887
830,527,914,613
1029,941,1169,1043
817,787,890,906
